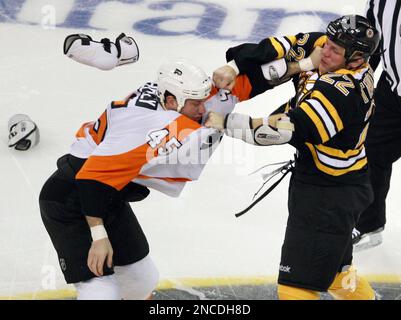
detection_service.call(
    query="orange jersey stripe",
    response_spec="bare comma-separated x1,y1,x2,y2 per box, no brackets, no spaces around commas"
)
174,114,202,144
75,122,94,139
209,86,219,99
76,143,151,191
209,75,252,103
75,111,108,145
231,75,252,102
76,115,201,190
89,111,108,144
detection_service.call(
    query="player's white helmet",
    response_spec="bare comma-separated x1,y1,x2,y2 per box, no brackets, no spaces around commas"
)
8,114,40,151
157,59,212,112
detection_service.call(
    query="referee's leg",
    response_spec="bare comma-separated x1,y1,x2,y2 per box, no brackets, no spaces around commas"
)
357,75,401,234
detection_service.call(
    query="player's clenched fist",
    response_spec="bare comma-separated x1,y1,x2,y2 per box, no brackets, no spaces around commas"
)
213,65,237,91
205,111,225,131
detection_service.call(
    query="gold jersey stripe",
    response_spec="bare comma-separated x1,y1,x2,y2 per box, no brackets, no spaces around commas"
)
284,102,291,113
311,91,344,132
300,102,330,143
269,37,285,58
286,35,297,46
315,144,364,159
306,143,368,176
314,35,327,48
356,124,370,149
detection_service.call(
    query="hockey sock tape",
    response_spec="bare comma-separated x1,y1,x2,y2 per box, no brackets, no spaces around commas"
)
90,225,108,241
298,57,315,71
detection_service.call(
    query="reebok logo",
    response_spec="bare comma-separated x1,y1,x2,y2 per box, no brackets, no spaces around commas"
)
279,265,291,273
257,133,279,140
59,258,67,271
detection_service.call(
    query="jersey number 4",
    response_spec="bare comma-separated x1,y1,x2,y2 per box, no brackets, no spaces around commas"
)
147,129,182,156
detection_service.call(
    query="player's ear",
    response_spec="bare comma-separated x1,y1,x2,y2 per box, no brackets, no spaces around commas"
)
164,95,178,111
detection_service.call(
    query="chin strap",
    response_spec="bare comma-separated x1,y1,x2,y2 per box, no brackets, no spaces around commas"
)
176,104,184,113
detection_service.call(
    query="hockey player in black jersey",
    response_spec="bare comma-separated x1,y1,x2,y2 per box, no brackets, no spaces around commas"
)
206,15,380,300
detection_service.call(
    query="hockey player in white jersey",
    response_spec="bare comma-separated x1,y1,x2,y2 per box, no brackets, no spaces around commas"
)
39,56,262,300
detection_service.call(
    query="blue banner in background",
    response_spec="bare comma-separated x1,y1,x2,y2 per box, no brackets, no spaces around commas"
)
0,0,26,22
0,0,338,42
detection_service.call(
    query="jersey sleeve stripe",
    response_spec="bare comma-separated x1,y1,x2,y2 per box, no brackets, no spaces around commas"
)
276,36,291,53
285,35,297,47
299,101,330,142
75,122,94,139
208,86,219,100
269,37,286,58
311,91,344,132
313,35,327,48
90,111,108,144
230,75,253,102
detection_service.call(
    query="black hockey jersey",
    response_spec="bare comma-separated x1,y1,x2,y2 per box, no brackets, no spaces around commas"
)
227,32,327,92
227,32,375,185
287,66,375,185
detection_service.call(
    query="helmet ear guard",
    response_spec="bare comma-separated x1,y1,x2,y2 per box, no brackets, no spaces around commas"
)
157,59,212,112
326,15,380,63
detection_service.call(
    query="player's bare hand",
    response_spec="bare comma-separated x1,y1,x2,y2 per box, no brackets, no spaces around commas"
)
213,65,236,91
87,238,113,276
205,111,225,131
287,46,322,77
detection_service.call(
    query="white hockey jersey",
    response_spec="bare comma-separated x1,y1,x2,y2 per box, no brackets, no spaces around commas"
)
71,76,253,197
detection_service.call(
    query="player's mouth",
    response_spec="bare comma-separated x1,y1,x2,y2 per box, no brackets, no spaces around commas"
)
321,59,328,67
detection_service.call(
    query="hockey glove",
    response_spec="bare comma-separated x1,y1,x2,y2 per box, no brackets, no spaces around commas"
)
63,33,139,70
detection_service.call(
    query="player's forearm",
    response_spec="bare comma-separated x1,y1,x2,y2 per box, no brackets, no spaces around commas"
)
251,113,286,129
287,62,302,77
251,118,263,128
85,216,104,228
285,59,316,77
205,111,293,146
76,179,116,219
